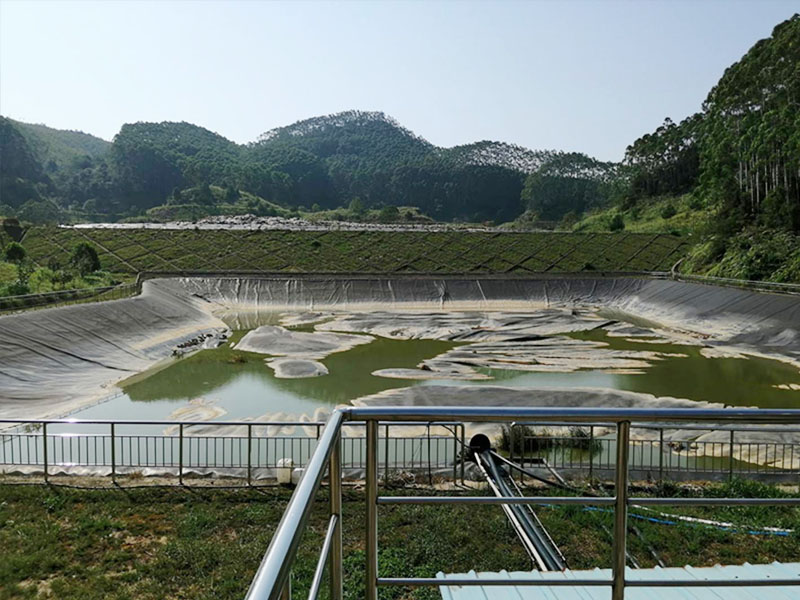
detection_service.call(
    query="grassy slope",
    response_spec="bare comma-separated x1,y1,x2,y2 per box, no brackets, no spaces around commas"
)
573,194,706,237
571,195,800,283
1,481,797,599
18,228,689,275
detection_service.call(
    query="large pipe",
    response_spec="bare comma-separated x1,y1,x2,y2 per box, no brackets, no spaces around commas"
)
481,450,567,571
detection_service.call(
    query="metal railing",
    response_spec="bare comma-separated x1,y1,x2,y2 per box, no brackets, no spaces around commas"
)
0,418,466,485
5,417,800,484
508,422,800,481
247,407,800,600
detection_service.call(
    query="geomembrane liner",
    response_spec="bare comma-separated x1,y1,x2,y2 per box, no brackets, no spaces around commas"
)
1,275,798,423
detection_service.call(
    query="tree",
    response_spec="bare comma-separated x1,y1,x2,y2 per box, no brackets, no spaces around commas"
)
348,197,364,216
70,242,101,275
4,241,26,263
225,186,239,203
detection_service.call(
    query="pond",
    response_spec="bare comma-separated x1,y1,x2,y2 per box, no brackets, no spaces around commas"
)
59,310,800,435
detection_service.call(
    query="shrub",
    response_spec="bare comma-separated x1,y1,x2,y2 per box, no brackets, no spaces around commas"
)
660,203,678,219
378,205,400,223
608,213,625,231
4,241,26,263
688,196,703,211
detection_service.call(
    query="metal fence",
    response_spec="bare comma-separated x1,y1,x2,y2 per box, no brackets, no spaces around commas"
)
508,422,800,482
0,419,465,485
245,406,800,600
4,418,800,485
0,282,137,313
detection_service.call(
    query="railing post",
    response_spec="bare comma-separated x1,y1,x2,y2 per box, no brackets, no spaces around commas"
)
384,424,389,483
329,432,343,600
452,425,458,482
366,420,378,600
179,423,184,485
729,429,735,482
42,423,48,484
247,424,253,486
427,423,432,486
612,420,630,600
589,425,594,481
658,427,664,482
111,423,116,483
460,424,466,485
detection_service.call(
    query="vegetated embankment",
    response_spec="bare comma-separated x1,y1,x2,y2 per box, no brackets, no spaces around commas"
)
20,227,688,274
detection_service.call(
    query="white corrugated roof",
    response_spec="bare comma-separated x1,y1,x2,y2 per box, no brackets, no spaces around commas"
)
437,562,800,599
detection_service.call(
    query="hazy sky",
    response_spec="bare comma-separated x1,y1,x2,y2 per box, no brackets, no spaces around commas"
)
0,0,795,161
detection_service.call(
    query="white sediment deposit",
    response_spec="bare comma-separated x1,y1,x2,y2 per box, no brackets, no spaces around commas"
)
235,325,373,359
163,398,227,434
420,337,678,373
267,357,329,378
315,309,611,340
372,367,491,381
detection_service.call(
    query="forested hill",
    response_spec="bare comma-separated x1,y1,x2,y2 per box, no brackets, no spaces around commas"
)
601,14,799,282
12,120,111,167
0,109,606,224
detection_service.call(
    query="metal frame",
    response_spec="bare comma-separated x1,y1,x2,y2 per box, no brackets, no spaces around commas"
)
244,406,800,599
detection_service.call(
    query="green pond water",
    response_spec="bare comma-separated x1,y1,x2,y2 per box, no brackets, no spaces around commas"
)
64,315,800,430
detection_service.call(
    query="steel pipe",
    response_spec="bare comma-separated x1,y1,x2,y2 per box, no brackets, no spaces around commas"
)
307,515,338,600
329,433,342,600
244,410,344,600
365,420,378,600
612,421,631,600
378,577,610,587
345,407,800,424
377,496,616,505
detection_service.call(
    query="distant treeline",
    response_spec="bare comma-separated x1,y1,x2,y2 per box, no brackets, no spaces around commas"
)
0,110,618,225
1,15,797,236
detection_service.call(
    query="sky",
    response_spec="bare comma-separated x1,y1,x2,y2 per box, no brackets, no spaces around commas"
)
0,0,796,161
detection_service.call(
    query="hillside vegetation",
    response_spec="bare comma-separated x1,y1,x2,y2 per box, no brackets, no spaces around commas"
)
0,15,798,282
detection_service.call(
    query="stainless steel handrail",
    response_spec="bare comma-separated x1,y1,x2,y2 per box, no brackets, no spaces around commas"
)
244,410,344,600
243,406,800,600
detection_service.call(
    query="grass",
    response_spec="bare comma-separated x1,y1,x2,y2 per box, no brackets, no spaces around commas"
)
0,484,528,600
17,227,690,275
572,194,709,237
1,480,798,599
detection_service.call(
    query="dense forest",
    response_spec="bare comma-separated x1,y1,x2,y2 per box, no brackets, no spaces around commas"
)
609,14,799,281
0,15,798,280
0,109,612,224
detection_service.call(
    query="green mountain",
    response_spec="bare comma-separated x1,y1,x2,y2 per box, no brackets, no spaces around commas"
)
12,119,110,170
110,121,243,211
2,110,600,223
